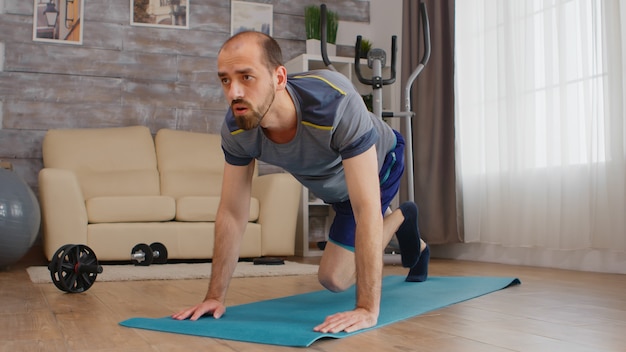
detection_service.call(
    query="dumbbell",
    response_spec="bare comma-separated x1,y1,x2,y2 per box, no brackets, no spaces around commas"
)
48,244,103,293
131,242,168,266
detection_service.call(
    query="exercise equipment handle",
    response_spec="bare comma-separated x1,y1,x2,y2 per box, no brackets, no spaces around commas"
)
420,1,431,67
404,1,431,112
354,35,397,87
402,1,431,203
320,4,336,70
384,35,397,85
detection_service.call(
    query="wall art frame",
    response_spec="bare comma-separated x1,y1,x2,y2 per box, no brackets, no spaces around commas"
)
231,1,273,36
131,0,189,29
33,0,84,44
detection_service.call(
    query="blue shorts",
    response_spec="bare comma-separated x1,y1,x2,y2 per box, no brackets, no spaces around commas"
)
328,130,405,251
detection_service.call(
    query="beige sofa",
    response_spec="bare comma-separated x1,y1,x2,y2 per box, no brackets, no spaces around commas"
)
38,126,301,262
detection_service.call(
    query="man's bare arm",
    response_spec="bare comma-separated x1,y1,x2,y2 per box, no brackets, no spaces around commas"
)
314,145,383,333
172,161,256,320
205,161,256,302
344,146,384,317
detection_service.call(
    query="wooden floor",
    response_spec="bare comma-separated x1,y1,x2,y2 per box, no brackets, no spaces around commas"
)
1,247,624,352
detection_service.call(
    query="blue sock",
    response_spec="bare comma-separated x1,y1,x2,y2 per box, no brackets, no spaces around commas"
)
395,202,421,268
406,244,429,282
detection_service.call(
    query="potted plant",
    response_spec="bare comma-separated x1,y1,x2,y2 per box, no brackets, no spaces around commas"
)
358,38,372,59
305,5,338,56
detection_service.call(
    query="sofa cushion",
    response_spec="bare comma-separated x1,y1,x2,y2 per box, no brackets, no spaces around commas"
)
80,170,161,199
161,170,223,198
156,129,227,198
86,196,176,223
42,126,161,199
175,196,260,222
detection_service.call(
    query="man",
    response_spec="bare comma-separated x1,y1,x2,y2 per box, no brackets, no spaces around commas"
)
172,31,429,334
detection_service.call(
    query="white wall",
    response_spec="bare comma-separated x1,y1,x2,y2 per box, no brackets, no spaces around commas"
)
336,0,403,62
336,0,403,114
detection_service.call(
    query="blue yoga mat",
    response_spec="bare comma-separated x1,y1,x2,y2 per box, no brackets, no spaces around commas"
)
120,276,520,347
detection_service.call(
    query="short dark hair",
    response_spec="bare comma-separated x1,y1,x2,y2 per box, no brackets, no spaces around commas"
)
221,31,283,72
259,33,284,70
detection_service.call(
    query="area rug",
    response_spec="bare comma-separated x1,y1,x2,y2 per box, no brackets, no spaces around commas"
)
27,261,319,284
120,275,521,347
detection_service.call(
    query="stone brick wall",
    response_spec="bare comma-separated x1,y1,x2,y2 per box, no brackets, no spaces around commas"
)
0,0,369,190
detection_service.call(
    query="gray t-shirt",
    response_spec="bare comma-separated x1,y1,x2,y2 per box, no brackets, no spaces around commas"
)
221,69,396,203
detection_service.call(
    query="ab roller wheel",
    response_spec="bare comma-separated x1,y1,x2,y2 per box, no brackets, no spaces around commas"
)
48,244,103,293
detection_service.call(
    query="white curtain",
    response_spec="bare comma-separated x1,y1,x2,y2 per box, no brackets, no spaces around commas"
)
454,0,626,272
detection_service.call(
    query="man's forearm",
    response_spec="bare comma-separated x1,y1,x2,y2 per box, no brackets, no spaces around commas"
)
205,214,247,303
354,220,383,315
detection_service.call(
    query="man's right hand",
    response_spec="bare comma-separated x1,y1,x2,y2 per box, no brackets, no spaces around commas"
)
171,299,226,321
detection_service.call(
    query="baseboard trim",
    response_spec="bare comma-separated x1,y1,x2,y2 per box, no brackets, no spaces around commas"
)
430,243,626,274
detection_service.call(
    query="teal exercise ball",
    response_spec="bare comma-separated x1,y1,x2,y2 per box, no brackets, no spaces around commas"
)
0,168,41,268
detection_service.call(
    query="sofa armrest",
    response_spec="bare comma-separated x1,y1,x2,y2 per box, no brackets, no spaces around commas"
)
38,168,88,261
251,173,302,256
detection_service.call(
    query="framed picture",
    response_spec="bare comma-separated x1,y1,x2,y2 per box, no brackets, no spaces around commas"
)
231,1,273,36
33,0,84,44
131,0,189,29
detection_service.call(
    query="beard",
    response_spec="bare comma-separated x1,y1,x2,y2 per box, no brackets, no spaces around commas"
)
231,88,276,131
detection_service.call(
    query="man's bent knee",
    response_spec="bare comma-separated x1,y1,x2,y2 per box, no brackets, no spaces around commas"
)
318,270,354,293
317,240,356,292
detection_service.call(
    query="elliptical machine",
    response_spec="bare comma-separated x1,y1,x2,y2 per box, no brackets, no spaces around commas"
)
320,2,431,202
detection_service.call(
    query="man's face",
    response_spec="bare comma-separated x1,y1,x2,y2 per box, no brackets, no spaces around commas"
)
217,41,276,130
